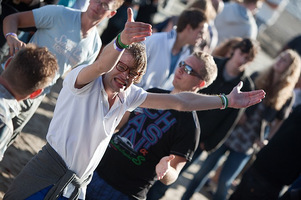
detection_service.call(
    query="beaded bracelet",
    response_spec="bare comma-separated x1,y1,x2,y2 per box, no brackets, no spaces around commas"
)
5,32,17,39
218,94,228,110
114,39,124,52
117,33,129,49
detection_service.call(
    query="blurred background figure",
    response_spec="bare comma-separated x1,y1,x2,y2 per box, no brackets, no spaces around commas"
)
214,0,262,45
153,0,223,53
230,104,301,200
181,48,301,200
255,0,289,33
135,0,159,24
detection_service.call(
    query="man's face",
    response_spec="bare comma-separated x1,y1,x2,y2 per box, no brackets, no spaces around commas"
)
187,22,208,46
172,56,203,92
87,0,116,21
103,52,139,94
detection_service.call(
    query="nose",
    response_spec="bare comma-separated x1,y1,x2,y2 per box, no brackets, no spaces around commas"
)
121,70,130,79
178,66,185,75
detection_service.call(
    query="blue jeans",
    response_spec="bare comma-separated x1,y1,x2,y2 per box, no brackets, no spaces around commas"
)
25,185,69,200
181,144,251,200
86,172,134,200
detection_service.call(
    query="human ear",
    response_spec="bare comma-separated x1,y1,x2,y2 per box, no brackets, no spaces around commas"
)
29,89,43,99
198,80,206,88
108,10,117,18
4,56,13,69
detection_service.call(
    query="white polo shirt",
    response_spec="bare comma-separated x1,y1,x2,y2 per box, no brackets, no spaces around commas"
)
46,65,147,199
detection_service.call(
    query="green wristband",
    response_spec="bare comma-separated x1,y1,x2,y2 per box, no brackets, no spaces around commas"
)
117,33,129,49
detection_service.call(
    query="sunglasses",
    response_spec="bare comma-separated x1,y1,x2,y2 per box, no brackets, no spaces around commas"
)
115,61,141,79
178,61,202,79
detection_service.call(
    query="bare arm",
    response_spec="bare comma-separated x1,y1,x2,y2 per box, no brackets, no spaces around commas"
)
3,11,35,55
140,82,265,111
156,155,187,185
75,8,152,88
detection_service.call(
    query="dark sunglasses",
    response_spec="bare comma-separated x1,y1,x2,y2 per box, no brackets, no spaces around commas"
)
178,61,202,79
115,61,141,79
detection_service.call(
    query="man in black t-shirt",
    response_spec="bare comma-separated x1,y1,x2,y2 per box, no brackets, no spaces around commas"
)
86,51,218,200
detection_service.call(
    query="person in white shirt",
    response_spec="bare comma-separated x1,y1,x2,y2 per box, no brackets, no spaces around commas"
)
4,8,265,200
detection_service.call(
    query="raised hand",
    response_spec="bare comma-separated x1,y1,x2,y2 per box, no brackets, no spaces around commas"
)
227,81,266,108
119,8,152,45
155,155,175,180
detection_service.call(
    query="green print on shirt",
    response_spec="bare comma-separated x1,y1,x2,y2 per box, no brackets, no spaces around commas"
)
110,139,146,165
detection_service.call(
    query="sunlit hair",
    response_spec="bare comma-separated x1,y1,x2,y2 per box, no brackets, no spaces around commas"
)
2,44,58,96
192,51,217,88
177,8,207,33
126,42,147,83
255,49,301,110
112,0,125,10
212,37,243,57
188,0,217,21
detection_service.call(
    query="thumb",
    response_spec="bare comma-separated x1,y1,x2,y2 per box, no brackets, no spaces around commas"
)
127,7,134,22
236,81,243,91
167,155,175,162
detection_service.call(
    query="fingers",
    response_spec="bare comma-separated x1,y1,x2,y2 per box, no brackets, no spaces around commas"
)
245,90,266,107
7,38,26,56
127,7,134,23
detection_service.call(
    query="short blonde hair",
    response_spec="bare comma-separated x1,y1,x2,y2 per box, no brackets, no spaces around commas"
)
193,51,217,88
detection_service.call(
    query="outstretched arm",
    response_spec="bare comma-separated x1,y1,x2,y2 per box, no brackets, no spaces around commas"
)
140,81,265,111
75,8,152,88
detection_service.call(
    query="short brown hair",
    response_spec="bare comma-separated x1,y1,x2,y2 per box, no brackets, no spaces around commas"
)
176,8,208,33
2,44,58,96
126,42,147,83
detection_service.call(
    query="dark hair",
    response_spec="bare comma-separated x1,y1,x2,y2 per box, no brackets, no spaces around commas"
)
232,38,259,62
177,8,208,33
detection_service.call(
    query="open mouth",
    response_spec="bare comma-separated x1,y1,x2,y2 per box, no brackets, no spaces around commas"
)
115,77,127,89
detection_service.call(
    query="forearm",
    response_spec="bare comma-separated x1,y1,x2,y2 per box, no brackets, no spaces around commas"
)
175,92,224,111
75,39,123,87
141,92,224,111
3,15,19,36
